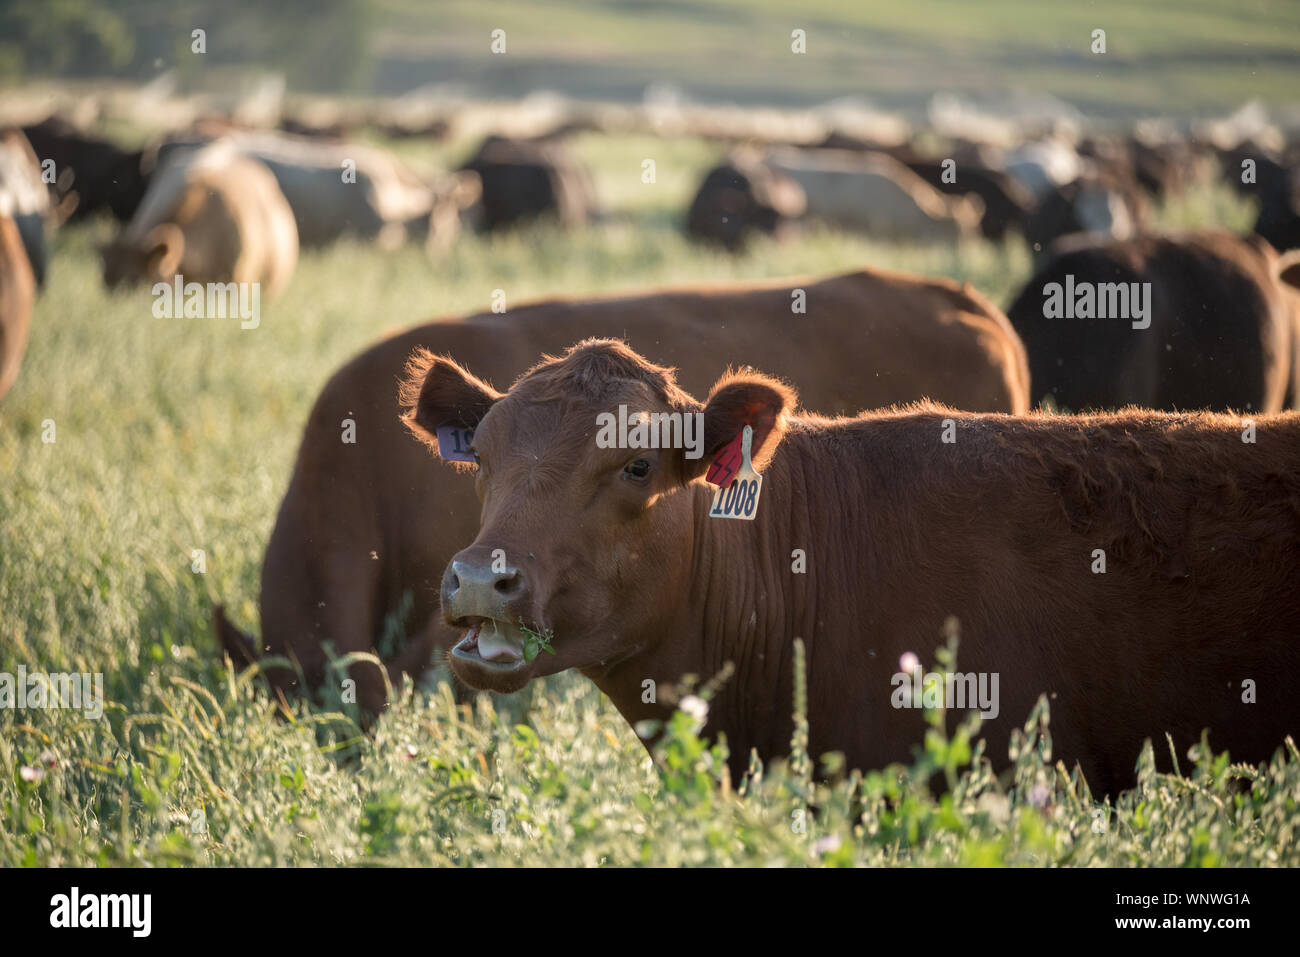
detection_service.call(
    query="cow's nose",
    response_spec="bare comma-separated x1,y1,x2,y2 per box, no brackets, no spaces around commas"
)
441,551,529,620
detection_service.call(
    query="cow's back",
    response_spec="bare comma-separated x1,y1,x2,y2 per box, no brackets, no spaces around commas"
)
217,155,298,297
764,150,977,241
419,269,1028,416
697,406,1300,792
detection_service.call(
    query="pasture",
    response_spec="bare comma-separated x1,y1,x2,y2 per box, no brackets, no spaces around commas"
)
1,128,1296,868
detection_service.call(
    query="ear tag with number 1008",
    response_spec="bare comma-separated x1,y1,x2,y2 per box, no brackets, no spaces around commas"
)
436,423,477,462
709,424,763,521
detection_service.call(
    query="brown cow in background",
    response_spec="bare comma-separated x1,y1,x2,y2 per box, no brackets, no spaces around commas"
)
214,267,1029,716
405,339,1300,795
101,140,298,298
0,214,36,401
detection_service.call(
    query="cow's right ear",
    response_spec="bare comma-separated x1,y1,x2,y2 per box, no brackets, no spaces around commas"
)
143,223,184,280
683,370,797,480
399,349,502,458
1277,249,1300,294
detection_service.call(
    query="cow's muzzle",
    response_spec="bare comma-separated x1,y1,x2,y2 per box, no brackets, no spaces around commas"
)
441,548,537,691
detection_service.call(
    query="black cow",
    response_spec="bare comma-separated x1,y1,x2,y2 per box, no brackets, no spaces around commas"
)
21,117,150,223
458,136,596,232
685,154,805,250
904,159,1037,240
1007,231,1299,413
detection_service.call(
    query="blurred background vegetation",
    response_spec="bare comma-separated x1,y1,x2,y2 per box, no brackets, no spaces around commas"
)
2,0,1297,119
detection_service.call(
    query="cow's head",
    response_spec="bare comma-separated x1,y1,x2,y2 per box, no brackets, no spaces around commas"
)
100,223,184,288
425,169,482,258
401,339,796,694
686,153,805,251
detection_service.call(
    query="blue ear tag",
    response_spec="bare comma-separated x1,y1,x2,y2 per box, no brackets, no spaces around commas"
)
708,424,763,521
435,424,476,462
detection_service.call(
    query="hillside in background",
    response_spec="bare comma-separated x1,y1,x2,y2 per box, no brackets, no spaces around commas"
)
3,0,1298,120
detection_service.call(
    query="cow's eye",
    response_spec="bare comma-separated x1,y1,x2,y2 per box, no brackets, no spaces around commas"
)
623,459,652,481
470,447,481,468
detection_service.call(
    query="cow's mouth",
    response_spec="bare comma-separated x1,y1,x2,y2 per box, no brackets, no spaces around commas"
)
452,618,528,670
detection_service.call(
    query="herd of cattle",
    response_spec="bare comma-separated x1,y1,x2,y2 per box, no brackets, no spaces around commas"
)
4,108,1300,795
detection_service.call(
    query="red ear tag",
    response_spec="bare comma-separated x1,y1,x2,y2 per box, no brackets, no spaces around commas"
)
436,424,476,462
706,430,745,488
708,425,763,521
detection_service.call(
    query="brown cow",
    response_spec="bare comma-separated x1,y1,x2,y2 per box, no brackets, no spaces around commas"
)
404,339,1300,795
101,140,298,298
1007,231,1300,413
215,268,1029,716
0,214,36,401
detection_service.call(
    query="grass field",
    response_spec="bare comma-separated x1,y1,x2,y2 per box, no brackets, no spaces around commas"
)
2,130,1296,867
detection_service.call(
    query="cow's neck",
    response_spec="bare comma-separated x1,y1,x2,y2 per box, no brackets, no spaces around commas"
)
594,430,861,770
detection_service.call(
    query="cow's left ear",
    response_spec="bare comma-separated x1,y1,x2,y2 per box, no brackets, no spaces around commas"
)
399,349,502,456
683,370,797,479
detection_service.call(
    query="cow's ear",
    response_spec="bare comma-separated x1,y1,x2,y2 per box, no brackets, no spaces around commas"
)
684,370,797,479
1277,249,1300,293
143,223,184,280
399,349,502,457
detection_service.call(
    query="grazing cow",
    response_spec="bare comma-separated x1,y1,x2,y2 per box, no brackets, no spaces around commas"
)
1244,156,1300,254
813,132,922,165
1000,138,1149,250
1021,170,1148,253
0,129,50,287
458,136,597,232
1007,231,1300,413
1003,139,1084,199
21,117,150,223
158,131,477,250
1123,136,1212,200
214,268,1029,716
685,154,806,250
277,116,352,141
101,140,298,298
904,159,1037,241
0,214,36,401
404,338,1300,795
762,149,983,242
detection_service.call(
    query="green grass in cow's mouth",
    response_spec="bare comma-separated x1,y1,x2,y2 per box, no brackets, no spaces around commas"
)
519,624,556,664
